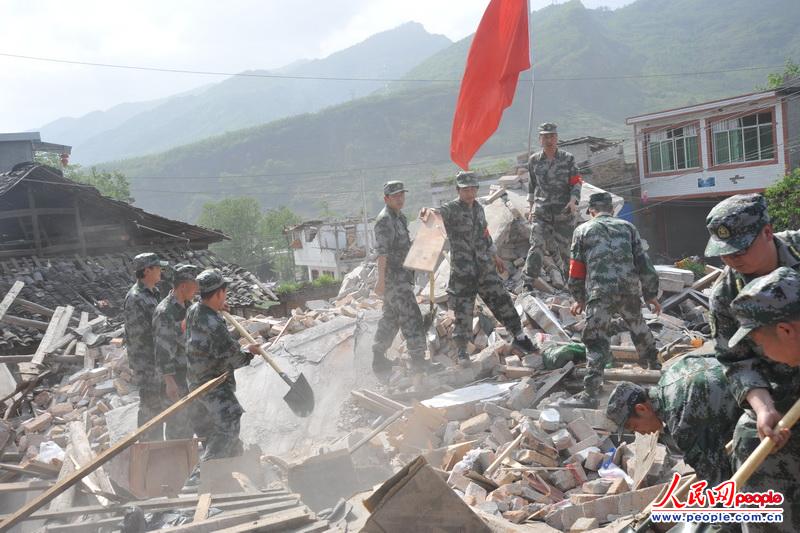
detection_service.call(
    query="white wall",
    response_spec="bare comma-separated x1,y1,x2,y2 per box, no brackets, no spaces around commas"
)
633,98,786,199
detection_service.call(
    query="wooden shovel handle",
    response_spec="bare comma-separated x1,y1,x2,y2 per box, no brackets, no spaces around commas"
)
731,396,800,487
221,311,289,376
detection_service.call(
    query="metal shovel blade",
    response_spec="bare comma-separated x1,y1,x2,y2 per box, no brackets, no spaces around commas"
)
282,372,315,417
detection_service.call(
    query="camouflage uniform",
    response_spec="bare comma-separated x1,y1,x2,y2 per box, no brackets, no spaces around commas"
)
435,174,523,352
569,193,660,397
123,253,167,440
524,123,582,281
706,194,800,532
153,287,205,440
607,356,741,485
185,270,253,482
372,182,426,364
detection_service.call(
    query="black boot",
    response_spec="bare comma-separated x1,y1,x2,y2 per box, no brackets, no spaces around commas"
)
511,335,536,354
372,353,394,376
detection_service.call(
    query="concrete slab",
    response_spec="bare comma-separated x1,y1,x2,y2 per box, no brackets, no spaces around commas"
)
279,315,357,364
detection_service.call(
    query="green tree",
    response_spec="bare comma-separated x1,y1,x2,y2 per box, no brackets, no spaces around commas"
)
763,58,800,89
198,197,266,268
259,206,301,280
764,169,800,232
34,152,133,203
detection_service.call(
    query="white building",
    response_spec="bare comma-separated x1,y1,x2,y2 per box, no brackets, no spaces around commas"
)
286,219,374,280
626,82,800,257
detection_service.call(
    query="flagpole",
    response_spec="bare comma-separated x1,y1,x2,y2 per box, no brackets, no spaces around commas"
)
525,0,536,158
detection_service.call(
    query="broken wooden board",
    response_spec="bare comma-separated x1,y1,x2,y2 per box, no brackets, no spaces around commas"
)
18,305,74,382
0,281,24,323
404,211,446,273
129,438,199,498
363,456,490,533
0,372,228,531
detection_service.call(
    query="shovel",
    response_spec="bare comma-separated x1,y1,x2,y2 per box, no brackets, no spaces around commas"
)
622,395,800,533
222,311,315,418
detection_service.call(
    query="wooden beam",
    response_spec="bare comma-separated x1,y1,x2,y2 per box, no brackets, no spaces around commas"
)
0,371,229,531
45,444,75,520
73,199,87,257
212,506,315,533
2,491,293,522
193,493,212,522
18,306,73,382
0,207,77,221
0,355,83,365
0,281,24,323
0,314,49,330
26,186,42,256
0,480,52,493
67,422,115,506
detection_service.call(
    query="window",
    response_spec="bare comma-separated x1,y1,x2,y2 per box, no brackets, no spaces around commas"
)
712,112,774,165
646,125,699,173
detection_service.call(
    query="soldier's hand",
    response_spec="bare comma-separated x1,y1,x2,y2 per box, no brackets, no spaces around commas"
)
570,301,586,316
246,343,261,355
222,301,231,312
419,208,430,222
646,298,662,315
494,256,506,274
564,198,578,215
163,375,180,402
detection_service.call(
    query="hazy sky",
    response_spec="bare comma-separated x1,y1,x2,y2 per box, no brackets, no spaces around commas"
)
0,0,632,132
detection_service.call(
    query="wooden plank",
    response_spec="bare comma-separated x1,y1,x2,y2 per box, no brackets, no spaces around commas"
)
530,362,575,408
193,493,212,522
213,507,315,533
0,355,84,365
0,480,52,493
46,444,76,519
0,281,24,322
0,314,49,330
18,306,74,382
67,421,115,506
403,211,446,273
3,491,288,523
0,371,229,531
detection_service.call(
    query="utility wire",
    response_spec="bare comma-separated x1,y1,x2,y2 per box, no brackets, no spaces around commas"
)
0,52,782,83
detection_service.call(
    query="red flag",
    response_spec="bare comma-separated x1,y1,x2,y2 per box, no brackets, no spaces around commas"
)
450,0,530,170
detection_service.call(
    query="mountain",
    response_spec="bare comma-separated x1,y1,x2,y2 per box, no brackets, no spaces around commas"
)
49,22,451,164
109,0,800,221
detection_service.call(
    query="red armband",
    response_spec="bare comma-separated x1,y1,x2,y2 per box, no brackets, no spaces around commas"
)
569,259,586,279
569,174,583,186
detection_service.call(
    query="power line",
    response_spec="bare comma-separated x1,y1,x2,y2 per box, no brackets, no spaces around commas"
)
0,52,782,83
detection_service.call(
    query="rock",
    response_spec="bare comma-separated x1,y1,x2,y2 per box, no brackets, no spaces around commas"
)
506,377,535,411
489,420,514,445
48,402,74,417
551,428,576,451
539,408,561,431
570,517,600,532
22,413,52,434
460,413,492,435
464,482,487,506
582,478,612,494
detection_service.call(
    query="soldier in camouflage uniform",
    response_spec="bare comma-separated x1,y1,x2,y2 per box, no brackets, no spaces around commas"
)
123,252,168,440
606,356,741,485
184,269,259,487
523,122,583,289
420,172,535,366
565,192,661,408
372,181,428,375
153,263,202,439
731,267,800,368
706,194,800,532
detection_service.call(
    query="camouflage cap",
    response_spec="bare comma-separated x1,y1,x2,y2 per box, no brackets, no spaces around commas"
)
455,171,479,188
383,181,408,196
587,192,613,213
197,268,230,294
173,263,202,284
606,382,649,439
704,194,770,257
729,267,800,347
539,122,558,134
133,252,168,271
